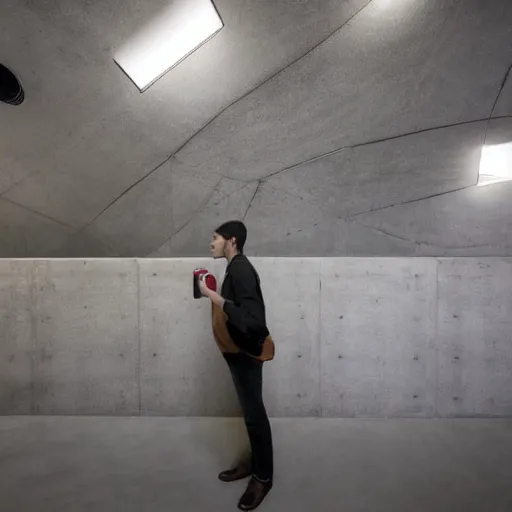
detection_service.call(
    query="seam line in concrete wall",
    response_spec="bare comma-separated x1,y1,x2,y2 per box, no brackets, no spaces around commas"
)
434,259,440,417
319,258,323,418
3,258,511,418
136,260,142,416
29,261,37,415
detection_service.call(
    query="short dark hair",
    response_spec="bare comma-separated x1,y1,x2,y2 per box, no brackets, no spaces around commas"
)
215,220,247,253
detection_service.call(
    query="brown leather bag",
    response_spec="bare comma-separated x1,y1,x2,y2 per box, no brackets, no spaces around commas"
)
211,303,240,354
211,303,275,362
251,334,275,362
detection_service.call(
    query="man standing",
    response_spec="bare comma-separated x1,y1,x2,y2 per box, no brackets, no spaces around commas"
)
198,220,274,511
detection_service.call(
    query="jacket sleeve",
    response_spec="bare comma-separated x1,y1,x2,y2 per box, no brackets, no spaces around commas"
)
222,261,266,338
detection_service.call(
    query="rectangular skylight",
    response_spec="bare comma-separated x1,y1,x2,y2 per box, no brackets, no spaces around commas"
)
114,0,223,92
478,142,512,187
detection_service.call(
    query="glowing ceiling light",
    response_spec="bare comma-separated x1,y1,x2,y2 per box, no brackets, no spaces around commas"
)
114,0,223,92
478,142,512,187
374,0,416,11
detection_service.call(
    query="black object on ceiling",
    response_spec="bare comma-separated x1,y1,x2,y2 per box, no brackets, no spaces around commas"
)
0,64,24,105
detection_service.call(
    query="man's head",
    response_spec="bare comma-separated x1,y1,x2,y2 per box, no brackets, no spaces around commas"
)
210,220,247,259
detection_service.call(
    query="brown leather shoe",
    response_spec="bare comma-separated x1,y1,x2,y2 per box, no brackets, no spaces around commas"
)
218,464,252,482
237,476,273,510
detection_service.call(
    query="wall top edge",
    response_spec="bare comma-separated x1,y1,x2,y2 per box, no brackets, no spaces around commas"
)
1,257,511,262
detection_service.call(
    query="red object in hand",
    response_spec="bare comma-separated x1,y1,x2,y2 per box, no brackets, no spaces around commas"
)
193,268,217,299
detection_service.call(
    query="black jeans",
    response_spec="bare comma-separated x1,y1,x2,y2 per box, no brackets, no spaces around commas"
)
223,352,273,482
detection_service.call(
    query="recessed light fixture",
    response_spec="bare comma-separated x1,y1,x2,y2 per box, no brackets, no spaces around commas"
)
114,0,223,92
478,143,512,187
0,64,24,105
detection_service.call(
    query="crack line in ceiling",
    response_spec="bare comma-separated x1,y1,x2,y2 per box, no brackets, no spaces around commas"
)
242,180,262,221
345,217,492,251
145,180,260,256
85,113,512,233
0,196,77,231
477,60,512,185
71,0,375,229
346,217,423,246
489,61,512,120
345,183,477,220
261,115,512,182
5,7,510,246
205,179,256,207
145,175,224,256
5,114,511,243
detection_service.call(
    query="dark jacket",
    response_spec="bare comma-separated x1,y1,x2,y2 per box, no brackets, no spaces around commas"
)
221,254,270,356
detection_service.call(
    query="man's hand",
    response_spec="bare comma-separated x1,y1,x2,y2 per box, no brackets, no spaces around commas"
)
198,278,225,309
198,278,210,297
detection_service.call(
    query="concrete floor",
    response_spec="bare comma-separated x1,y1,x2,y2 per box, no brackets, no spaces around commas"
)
1,417,511,512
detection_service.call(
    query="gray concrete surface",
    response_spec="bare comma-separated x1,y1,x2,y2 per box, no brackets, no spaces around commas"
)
351,118,512,256
353,179,512,255
0,200,74,258
320,258,437,417
152,179,260,258
1,416,511,512
0,0,511,257
437,258,512,417
494,67,512,117
1,257,512,418
264,121,486,219
0,260,140,415
174,0,511,181
0,0,367,224
138,258,239,416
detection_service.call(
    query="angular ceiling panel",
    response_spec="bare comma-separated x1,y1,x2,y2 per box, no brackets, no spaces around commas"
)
353,179,512,251
265,121,486,219
485,116,512,146
243,182,337,250
175,0,512,182
246,218,347,257
49,232,119,258
150,178,258,256
85,161,221,257
3,108,172,228
0,158,33,197
344,220,423,257
244,218,424,257
1,0,511,257
0,0,367,228
353,117,512,250
0,199,74,257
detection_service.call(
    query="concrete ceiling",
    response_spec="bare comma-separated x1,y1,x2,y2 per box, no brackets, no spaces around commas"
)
1,0,511,258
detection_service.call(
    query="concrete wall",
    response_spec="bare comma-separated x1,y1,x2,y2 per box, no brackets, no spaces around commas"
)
1,257,511,418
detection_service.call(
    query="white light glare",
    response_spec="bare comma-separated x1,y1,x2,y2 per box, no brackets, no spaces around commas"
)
114,0,223,92
478,142,512,187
